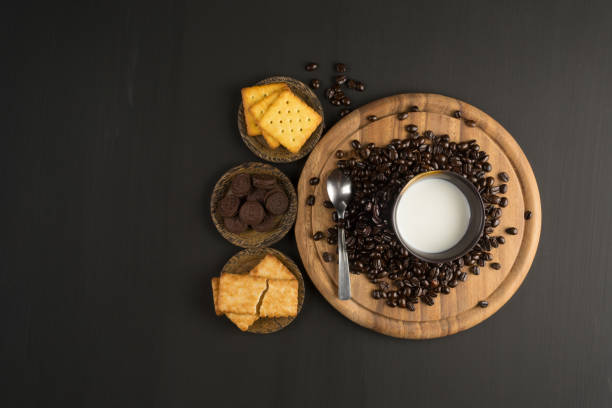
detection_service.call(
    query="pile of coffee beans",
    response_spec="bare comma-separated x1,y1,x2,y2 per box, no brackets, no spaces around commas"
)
218,173,288,233
317,119,518,310
304,62,366,116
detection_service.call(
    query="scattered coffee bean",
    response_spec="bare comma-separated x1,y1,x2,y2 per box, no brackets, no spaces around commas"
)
453,110,462,119
499,184,508,194
409,105,419,112
498,172,510,182
341,96,351,106
306,195,315,206
313,231,324,240
325,88,335,100
506,227,518,235
309,177,320,185
367,115,378,122
331,99,342,106
490,262,501,270
335,150,345,158
524,210,532,220
355,82,365,91
335,74,347,85
472,266,480,275
305,62,318,71
322,252,333,262
465,119,477,127
405,124,418,133
478,300,489,308
499,197,508,207
323,200,334,208
335,63,347,73
497,236,505,244
397,112,409,120
340,108,351,117
310,79,320,89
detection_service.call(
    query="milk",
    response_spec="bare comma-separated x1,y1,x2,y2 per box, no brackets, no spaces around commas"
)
394,178,471,254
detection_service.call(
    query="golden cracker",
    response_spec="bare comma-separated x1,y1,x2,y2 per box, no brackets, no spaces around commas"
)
259,279,298,318
226,313,258,331
249,254,296,281
217,273,267,315
211,277,223,316
261,131,280,149
258,90,322,153
241,83,287,136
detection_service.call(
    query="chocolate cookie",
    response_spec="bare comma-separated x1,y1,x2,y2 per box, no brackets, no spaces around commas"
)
246,188,267,203
217,194,240,217
265,190,289,215
252,174,277,190
239,200,265,226
224,216,247,233
230,173,251,197
252,215,277,232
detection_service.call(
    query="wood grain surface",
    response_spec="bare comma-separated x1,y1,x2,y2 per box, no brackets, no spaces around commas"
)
296,93,542,339
218,247,305,334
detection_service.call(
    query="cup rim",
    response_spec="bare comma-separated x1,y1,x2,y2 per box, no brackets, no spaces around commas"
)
391,170,485,263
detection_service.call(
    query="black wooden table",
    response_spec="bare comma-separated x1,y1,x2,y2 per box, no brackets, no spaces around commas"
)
2,1,611,407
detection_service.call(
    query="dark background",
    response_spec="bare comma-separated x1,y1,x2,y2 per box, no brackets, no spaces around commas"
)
2,0,611,407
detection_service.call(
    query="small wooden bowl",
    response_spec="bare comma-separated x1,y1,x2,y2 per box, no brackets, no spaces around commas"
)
210,162,297,248
220,247,305,333
238,76,325,163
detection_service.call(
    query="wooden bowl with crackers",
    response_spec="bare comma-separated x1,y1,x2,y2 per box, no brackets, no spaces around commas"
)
211,247,305,333
238,76,324,163
210,162,297,248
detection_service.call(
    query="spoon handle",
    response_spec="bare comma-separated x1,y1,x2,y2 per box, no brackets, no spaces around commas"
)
337,226,351,300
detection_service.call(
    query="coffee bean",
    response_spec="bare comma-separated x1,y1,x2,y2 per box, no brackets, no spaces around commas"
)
310,79,320,89
322,252,333,262
351,140,361,150
305,62,318,71
409,105,419,112
367,115,378,122
524,210,532,220
472,266,480,275
325,88,335,99
335,63,347,73
397,112,409,120
405,124,418,133
490,262,501,270
478,300,488,308
340,109,351,117
506,227,518,235
341,96,351,106
309,177,320,185
306,195,315,206
499,184,508,194
331,99,342,106
453,110,462,119
335,75,347,85
465,119,477,127
498,172,510,182
313,231,324,240
356,82,365,91
335,150,345,158
499,197,508,207
323,200,334,208
497,236,505,244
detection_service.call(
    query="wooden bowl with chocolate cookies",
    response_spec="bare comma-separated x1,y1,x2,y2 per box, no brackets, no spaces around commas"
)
210,162,297,248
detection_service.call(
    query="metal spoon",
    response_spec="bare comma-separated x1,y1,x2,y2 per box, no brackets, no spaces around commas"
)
326,168,352,300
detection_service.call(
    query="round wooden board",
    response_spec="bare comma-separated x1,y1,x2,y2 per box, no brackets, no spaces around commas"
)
220,247,305,334
295,93,541,339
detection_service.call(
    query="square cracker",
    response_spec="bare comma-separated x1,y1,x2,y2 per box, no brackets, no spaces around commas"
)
250,91,288,149
259,279,298,318
258,90,322,153
217,273,267,315
250,254,296,281
241,83,288,136
212,277,258,331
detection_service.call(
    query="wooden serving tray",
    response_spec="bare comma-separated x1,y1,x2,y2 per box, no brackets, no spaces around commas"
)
295,93,541,339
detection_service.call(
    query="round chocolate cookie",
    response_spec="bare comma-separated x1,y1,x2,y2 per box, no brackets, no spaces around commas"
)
217,194,240,217
246,188,267,203
252,215,277,232
223,216,247,233
239,200,265,226
265,190,289,215
252,174,277,190
230,173,251,197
